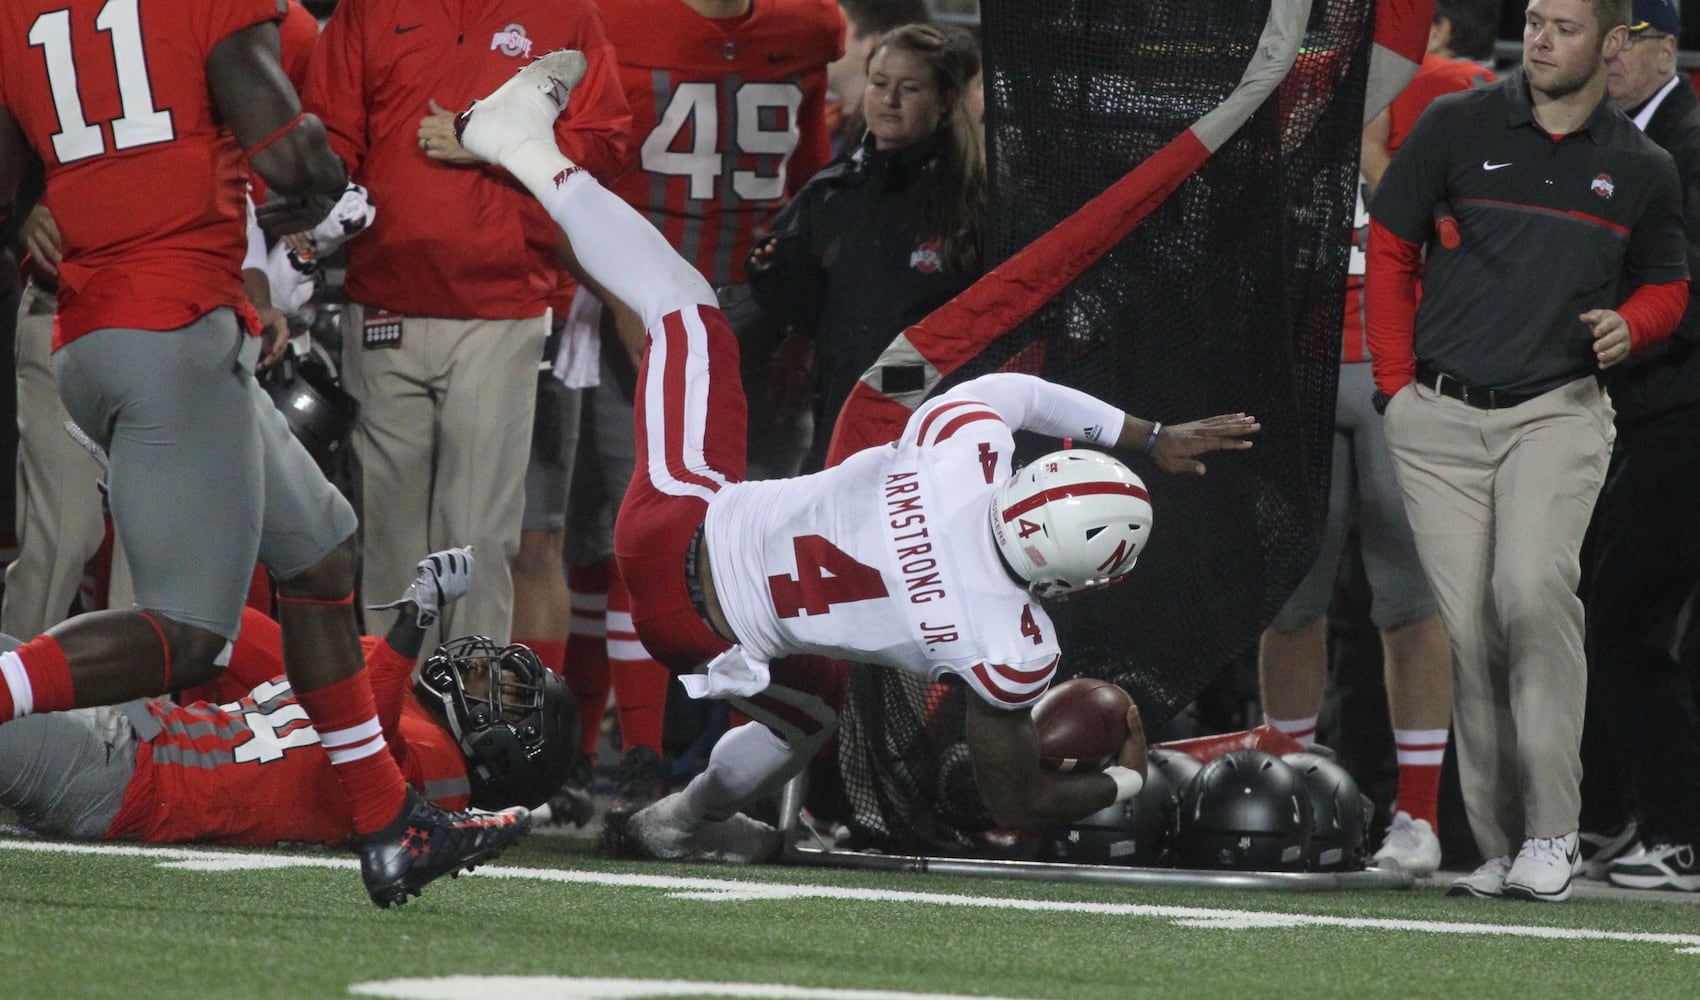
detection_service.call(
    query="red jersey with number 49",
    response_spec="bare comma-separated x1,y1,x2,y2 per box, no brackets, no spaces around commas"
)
0,0,276,346
703,374,1126,710
600,0,842,285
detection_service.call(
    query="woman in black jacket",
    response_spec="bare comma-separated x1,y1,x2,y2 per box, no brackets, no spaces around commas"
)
749,22,987,472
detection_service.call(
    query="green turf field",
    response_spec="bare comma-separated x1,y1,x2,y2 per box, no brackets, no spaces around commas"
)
1,831,1696,1000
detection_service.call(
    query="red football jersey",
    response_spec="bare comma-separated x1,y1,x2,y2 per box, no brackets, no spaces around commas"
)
106,627,471,848
601,0,843,285
1343,54,1495,362
0,0,278,346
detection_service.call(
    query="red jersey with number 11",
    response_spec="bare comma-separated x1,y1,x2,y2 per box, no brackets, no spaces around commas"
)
601,0,842,285
0,0,276,346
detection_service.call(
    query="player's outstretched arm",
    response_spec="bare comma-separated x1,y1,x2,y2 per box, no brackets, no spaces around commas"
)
206,23,346,235
1116,412,1259,477
963,697,1139,830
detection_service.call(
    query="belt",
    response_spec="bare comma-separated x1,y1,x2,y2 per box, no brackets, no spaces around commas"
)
1414,361,1540,410
684,522,713,628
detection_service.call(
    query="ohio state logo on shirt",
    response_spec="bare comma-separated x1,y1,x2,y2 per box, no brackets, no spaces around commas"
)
1591,173,1614,199
909,241,942,273
492,23,532,59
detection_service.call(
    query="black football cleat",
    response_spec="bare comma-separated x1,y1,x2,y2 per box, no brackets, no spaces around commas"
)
358,789,532,908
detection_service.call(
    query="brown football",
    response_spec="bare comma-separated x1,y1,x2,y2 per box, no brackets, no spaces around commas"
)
1033,677,1134,772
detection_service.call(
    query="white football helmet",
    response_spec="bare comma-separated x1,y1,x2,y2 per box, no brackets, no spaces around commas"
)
988,449,1153,598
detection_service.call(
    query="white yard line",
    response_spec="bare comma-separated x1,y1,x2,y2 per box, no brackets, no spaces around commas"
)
4,838,1699,954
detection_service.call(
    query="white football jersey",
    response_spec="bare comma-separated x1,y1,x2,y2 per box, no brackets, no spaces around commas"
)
704,374,1123,709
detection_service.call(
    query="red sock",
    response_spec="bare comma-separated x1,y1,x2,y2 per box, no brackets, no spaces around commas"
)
564,560,611,759
0,635,76,721
520,638,567,677
294,672,409,835
1393,727,1447,828
608,568,667,753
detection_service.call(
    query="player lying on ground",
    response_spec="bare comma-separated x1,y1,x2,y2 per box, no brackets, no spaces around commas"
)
453,53,1258,858
0,548,574,849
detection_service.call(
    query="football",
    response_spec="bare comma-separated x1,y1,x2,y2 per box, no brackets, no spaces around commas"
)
1033,677,1134,772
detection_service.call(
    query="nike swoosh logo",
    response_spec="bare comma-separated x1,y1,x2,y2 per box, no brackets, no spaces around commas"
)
1482,160,1512,171
395,24,423,34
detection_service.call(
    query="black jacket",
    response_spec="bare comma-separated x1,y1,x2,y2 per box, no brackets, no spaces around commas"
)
750,132,979,468
1612,79,1700,428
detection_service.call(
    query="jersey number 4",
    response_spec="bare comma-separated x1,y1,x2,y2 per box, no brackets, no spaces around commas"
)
30,0,175,164
768,535,889,619
641,80,802,202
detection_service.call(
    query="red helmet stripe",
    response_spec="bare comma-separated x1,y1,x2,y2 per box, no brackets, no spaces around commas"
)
1000,480,1150,522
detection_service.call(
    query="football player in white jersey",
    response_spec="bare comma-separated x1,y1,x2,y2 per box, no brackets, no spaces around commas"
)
455,52,1260,860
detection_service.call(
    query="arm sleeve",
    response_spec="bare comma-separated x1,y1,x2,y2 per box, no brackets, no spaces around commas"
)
938,373,1124,447
364,637,416,751
1364,217,1423,394
301,0,368,173
554,40,632,184
1618,278,1691,351
788,68,833,197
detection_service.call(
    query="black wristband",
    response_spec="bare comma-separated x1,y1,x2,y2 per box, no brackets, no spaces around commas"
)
1371,391,1392,415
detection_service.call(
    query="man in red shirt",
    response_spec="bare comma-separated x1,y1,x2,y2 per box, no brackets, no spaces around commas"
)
305,0,631,653
0,0,528,907
0,548,576,849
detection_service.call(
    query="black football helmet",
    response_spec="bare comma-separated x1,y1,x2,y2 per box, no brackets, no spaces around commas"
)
415,636,579,810
1043,750,1179,867
259,344,359,474
1175,749,1312,872
1283,751,1370,872
1148,745,1204,800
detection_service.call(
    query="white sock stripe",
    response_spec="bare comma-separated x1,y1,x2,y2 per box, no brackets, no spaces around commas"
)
318,717,383,749
568,616,607,638
641,308,726,503
1396,748,1447,766
607,638,656,661
1264,715,1317,737
1394,728,1450,747
606,610,635,631
567,591,608,612
0,651,33,717
325,731,387,765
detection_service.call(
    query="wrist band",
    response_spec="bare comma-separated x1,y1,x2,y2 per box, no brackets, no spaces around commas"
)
244,112,307,158
1104,765,1144,803
1142,422,1162,455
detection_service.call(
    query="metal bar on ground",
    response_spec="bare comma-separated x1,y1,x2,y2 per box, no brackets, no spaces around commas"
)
775,774,1414,892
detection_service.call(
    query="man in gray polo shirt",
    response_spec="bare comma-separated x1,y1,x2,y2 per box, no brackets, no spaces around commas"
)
1366,0,1689,902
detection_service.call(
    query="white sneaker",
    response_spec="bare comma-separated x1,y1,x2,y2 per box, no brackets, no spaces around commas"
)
1579,819,1639,880
1502,831,1581,902
628,791,780,865
1607,842,1700,892
1372,810,1441,877
455,50,586,166
367,546,475,626
1446,855,1513,898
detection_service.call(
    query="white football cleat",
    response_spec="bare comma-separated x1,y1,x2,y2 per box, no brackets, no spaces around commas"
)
1372,810,1442,877
628,791,780,865
455,49,587,167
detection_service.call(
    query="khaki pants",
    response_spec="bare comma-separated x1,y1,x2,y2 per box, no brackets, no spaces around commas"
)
2,283,131,637
341,304,547,646
1383,375,1613,858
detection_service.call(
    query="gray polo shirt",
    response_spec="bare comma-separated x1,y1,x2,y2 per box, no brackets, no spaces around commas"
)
1372,70,1687,395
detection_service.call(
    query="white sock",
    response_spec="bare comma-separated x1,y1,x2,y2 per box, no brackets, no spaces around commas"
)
684,721,806,822
1264,713,1318,748
535,169,717,330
